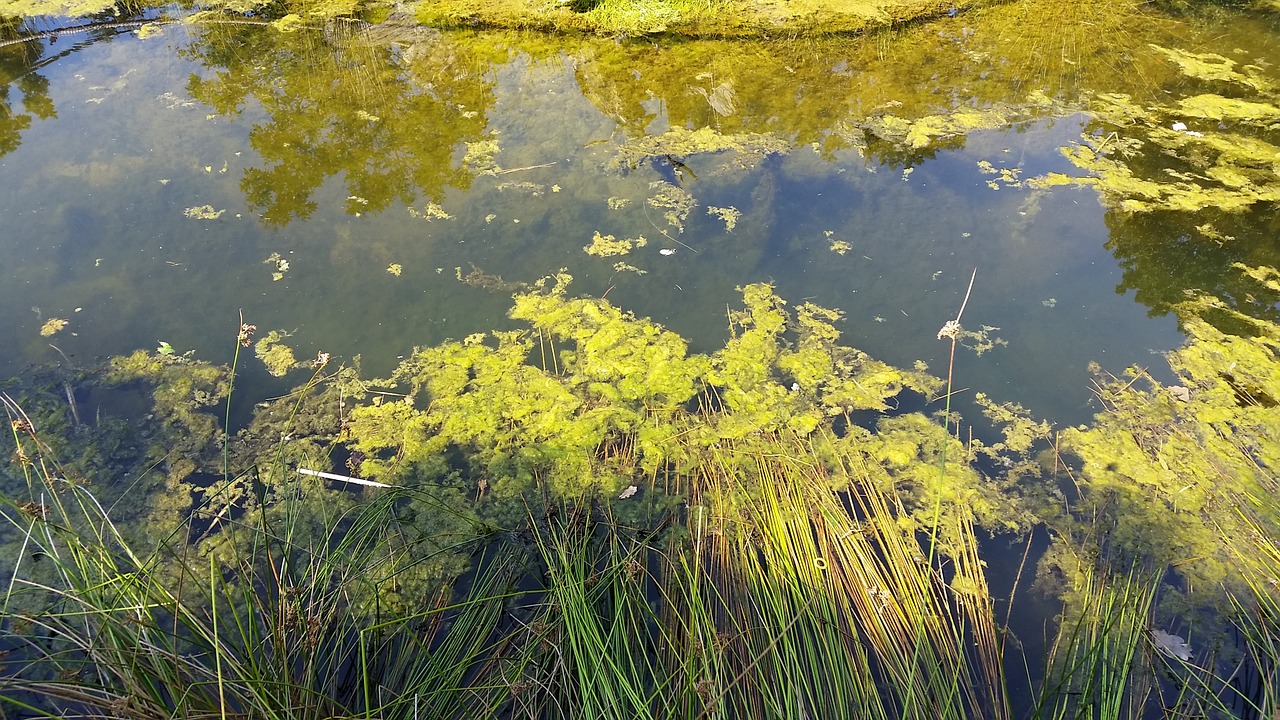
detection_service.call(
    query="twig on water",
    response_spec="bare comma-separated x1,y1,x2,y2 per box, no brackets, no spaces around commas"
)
493,161,557,175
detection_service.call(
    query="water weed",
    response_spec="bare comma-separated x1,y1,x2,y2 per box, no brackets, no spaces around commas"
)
3,272,1280,717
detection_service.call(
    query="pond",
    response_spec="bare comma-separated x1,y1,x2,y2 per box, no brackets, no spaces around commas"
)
4,4,1221,424
2,0,1280,717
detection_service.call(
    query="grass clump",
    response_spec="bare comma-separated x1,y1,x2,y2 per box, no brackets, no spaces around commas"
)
5,271,1280,719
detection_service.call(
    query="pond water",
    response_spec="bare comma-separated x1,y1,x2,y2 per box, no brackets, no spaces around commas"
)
3,3,1280,714
12,3,1275,432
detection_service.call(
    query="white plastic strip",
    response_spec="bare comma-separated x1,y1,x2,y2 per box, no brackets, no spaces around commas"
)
297,467,391,488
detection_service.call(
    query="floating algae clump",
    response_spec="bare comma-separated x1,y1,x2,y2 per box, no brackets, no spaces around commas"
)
341,273,976,535
1043,59,1280,214
1148,45,1273,92
254,330,304,377
1057,289,1280,594
609,125,788,172
865,107,1012,150
103,350,230,454
1175,94,1280,124
584,231,646,257
647,181,697,232
38,318,68,336
184,205,225,220
861,97,1063,152
1050,105,1280,213
323,268,1275,596
707,205,740,232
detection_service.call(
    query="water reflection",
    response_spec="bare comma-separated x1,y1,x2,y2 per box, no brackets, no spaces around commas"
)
1108,207,1280,326
0,0,1274,432
2,6,1279,714
183,22,497,225
0,18,55,157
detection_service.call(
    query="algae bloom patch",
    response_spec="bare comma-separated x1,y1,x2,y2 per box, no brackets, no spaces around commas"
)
584,231,646,257
183,204,225,220
39,318,68,336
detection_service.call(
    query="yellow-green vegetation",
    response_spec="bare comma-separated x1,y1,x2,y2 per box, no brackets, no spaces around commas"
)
406,0,985,37
706,204,739,232
0,349,231,561
646,180,696,231
1056,294,1280,594
612,260,646,274
463,137,501,174
1147,44,1272,92
0,395,1005,719
610,126,788,171
865,102,1044,150
341,274,1010,546
7,272,1280,717
0,0,114,15
408,202,454,220
37,317,67,336
1050,118,1280,213
1044,40,1280,214
264,251,291,280
1034,554,1161,720
584,230,646,256
254,329,304,376
826,230,852,254
102,349,230,461
183,204,225,220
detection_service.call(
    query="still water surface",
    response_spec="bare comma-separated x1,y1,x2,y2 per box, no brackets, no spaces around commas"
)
2,5,1276,431
4,5,1280,715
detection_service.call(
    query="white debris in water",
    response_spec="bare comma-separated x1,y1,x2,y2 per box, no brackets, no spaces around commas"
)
659,248,676,256
1171,121,1188,131
1152,629,1192,661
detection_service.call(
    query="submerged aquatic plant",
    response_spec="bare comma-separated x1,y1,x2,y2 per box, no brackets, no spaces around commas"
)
1055,294,1280,595
5,264,1280,718
342,273,971,527
0,403,521,719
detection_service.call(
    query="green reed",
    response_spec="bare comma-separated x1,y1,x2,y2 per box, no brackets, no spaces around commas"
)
0,375,523,720
5,281,1278,720
1032,553,1158,720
